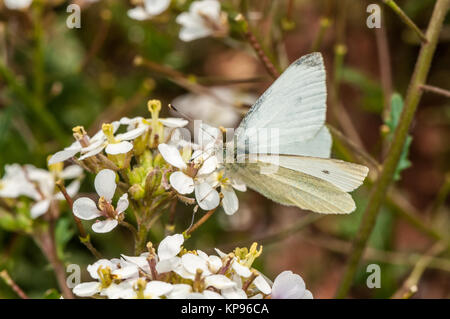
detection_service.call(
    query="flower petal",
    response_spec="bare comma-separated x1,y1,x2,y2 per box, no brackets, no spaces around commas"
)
169,171,194,194
159,117,189,128
127,7,151,21
48,147,80,165
254,275,271,294
231,259,251,278
73,197,102,220
105,141,133,155
156,257,181,274
197,155,218,176
94,169,117,201
207,255,223,273
144,281,173,298
195,182,220,211
60,165,83,179
167,284,192,299
271,270,306,299
221,287,247,299
30,199,51,219
205,274,236,290
158,233,184,261
78,145,105,161
92,218,118,233
116,193,129,214
144,0,171,16
222,187,238,215
158,144,187,170
115,126,146,140
181,253,210,275
73,282,101,297
203,290,224,299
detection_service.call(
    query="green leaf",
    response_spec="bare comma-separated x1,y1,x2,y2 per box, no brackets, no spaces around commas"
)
384,94,413,181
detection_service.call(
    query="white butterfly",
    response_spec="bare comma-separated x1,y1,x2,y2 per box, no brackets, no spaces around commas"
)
219,52,369,214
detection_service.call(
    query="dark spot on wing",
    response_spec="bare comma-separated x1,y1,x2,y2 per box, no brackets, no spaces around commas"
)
294,52,323,67
322,170,330,175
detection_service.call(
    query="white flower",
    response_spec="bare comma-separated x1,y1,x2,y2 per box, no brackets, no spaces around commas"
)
270,270,313,299
0,164,40,200
176,0,228,42
4,0,32,10
171,87,256,128
0,163,83,219
73,169,129,233
127,0,171,21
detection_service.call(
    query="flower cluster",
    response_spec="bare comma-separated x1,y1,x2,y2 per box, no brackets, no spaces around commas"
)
127,0,229,42
0,162,83,219
45,99,246,236
73,234,313,299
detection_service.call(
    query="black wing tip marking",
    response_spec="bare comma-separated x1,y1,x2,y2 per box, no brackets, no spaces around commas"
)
293,52,324,68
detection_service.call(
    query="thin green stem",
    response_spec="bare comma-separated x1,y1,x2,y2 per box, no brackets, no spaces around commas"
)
381,0,428,43
335,0,450,298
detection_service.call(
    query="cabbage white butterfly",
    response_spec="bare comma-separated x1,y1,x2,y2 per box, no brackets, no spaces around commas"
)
221,52,369,214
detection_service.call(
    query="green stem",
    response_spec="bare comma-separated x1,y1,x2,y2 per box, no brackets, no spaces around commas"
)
381,0,428,43
335,0,450,299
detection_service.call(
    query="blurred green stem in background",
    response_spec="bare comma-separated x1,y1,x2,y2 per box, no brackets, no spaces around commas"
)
335,0,450,299
381,0,428,43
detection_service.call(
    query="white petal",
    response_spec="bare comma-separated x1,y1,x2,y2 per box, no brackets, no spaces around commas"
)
197,155,218,176
203,290,224,299
66,179,81,197
205,274,236,290
92,219,118,233
181,253,210,275
116,193,129,213
167,284,192,299
78,145,104,160
254,275,271,294
144,0,171,16
221,287,247,299
169,171,194,194
48,148,80,165
127,7,151,21
87,259,117,279
159,117,189,128
30,199,51,219
158,144,187,170
232,260,251,278
121,255,150,269
115,126,146,140
112,265,139,280
232,179,247,192
271,270,306,299
195,182,220,211
144,281,173,298
94,169,117,201
105,141,133,155
156,256,181,274
73,282,101,297
60,165,83,179
214,248,227,258
207,255,223,273
158,233,184,261
250,293,263,299
186,292,206,299
222,187,238,215
73,197,102,220
179,26,212,42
